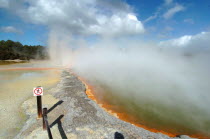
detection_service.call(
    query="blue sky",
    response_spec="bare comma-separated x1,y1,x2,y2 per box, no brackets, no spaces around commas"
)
127,0,210,38
0,0,209,46
0,8,48,45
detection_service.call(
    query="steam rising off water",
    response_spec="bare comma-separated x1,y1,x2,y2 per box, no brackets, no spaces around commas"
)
69,44,210,138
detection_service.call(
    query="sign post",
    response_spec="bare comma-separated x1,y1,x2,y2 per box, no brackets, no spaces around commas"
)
33,86,43,118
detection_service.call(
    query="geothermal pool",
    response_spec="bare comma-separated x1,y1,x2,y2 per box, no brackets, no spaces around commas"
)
0,61,61,139
85,81,210,139
72,47,210,139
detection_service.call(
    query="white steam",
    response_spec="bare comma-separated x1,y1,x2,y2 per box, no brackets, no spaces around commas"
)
71,41,210,113
68,36,210,134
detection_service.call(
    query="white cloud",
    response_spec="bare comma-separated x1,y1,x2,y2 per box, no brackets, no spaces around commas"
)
0,26,23,34
88,13,144,36
4,0,144,37
143,13,158,23
160,35,192,46
144,1,184,23
0,0,9,8
163,4,185,19
159,32,210,50
164,0,173,5
184,18,194,24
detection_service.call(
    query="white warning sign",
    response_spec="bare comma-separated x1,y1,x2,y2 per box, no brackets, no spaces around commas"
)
33,87,43,96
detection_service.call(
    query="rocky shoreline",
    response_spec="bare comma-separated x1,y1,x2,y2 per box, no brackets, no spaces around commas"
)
15,70,195,139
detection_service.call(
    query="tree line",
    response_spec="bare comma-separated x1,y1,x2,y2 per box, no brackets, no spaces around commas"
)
0,40,49,60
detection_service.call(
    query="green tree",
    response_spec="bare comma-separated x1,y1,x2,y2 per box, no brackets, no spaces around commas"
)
0,40,48,60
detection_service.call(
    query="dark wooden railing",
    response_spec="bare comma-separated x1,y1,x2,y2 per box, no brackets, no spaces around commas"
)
42,108,53,139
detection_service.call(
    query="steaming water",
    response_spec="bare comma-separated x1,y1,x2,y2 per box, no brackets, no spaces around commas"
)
85,81,210,138
71,46,210,138
0,62,60,139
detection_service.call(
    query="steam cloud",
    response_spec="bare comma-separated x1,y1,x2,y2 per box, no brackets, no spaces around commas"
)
70,37,210,135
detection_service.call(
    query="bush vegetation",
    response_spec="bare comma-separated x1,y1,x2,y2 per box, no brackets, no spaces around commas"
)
0,40,48,60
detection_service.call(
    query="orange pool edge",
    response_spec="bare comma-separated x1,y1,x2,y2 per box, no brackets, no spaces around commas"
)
78,77,176,137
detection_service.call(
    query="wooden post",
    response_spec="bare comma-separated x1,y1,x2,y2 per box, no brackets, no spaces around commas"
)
43,108,53,139
43,108,47,130
37,96,42,118
46,119,53,139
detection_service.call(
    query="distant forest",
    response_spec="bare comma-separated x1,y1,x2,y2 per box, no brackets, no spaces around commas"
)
0,40,48,60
